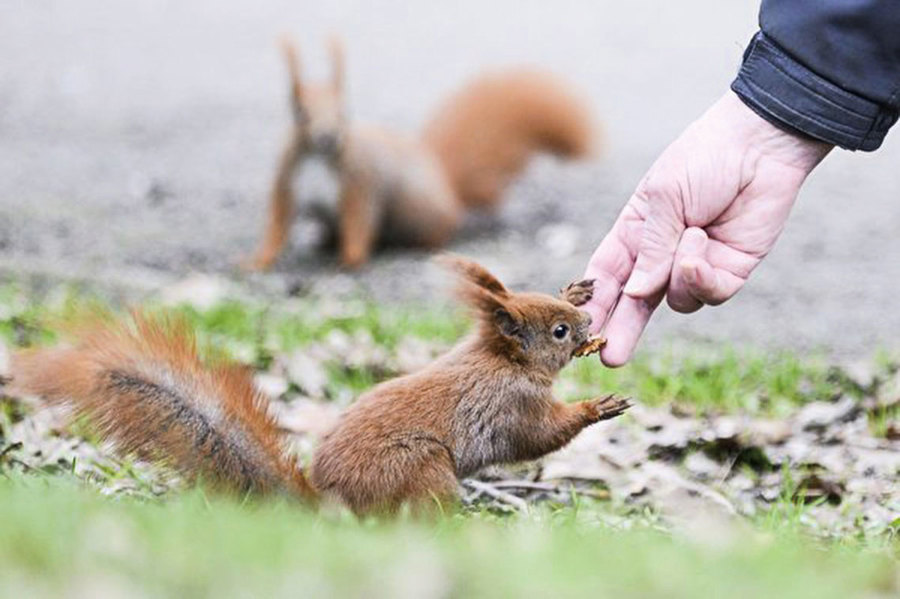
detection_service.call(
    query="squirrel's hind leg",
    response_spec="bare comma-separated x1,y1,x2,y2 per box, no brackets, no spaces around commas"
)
337,438,458,517
399,463,460,518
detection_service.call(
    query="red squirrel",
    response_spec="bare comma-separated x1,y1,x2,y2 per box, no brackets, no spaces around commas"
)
247,38,597,270
9,257,628,515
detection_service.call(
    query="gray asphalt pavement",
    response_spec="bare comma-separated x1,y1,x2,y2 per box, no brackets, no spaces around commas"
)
2,0,900,360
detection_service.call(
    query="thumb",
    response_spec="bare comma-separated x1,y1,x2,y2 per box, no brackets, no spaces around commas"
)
623,196,684,299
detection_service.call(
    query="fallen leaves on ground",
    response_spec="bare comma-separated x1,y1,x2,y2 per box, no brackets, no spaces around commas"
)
2,341,898,542
524,396,899,538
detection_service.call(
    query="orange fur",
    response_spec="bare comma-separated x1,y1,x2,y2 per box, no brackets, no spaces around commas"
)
310,257,628,514
10,259,628,516
423,69,596,209
9,314,314,501
247,39,597,270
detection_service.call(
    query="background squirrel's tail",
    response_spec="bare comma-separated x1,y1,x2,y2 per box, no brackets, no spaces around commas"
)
10,314,316,502
422,69,597,210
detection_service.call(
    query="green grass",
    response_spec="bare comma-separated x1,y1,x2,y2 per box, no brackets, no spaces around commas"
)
2,282,899,596
179,298,468,361
0,283,856,416
0,476,896,599
561,348,844,415
185,300,856,415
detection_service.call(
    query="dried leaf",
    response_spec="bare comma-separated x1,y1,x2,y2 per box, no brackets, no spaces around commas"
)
796,396,860,432
283,351,329,398
792,474,843,505
885,422,900,441
158,274,232,310
253,373,289,400
275,398,341,437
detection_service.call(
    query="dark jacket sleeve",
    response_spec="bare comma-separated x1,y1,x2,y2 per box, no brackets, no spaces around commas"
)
731,1,900,151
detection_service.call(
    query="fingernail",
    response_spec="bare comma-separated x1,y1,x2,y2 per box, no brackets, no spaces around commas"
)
623,271,648,296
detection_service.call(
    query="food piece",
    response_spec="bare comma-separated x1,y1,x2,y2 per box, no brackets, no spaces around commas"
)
573,336,606,358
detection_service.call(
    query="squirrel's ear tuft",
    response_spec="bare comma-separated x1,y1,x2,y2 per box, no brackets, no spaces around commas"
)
279,36,304,102
437,254,508,296
456,284,506,317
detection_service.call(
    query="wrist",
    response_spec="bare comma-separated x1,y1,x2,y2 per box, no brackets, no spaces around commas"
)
715,91,833,174
732,32,897,152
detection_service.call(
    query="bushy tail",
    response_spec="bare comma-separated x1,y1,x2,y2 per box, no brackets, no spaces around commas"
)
422,69,597,209
9,314,316,502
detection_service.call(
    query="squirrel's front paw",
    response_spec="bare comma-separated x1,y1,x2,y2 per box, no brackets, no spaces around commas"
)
584,395,631,422
560,279,595,306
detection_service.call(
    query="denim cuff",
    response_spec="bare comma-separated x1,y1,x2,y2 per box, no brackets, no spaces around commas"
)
731,32,898,151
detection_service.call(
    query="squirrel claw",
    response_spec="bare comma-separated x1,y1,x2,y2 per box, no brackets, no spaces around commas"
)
589,395,632,422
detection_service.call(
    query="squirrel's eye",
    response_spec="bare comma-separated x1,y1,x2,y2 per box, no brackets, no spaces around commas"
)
553,324,570,340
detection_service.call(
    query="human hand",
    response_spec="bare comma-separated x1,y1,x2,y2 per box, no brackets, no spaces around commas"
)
583,91,832,366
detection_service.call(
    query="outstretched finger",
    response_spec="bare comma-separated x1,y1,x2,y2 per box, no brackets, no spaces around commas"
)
582,204,644,334
599,291,664,367
622,186,684,300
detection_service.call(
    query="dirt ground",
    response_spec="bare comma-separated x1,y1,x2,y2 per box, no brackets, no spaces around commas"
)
2,0,900,360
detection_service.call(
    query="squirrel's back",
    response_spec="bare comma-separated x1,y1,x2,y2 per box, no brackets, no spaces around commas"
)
10,314,314,500
422,69,596,209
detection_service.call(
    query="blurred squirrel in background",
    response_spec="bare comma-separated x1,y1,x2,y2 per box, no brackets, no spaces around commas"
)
246,37,597,270
9,256,627,516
